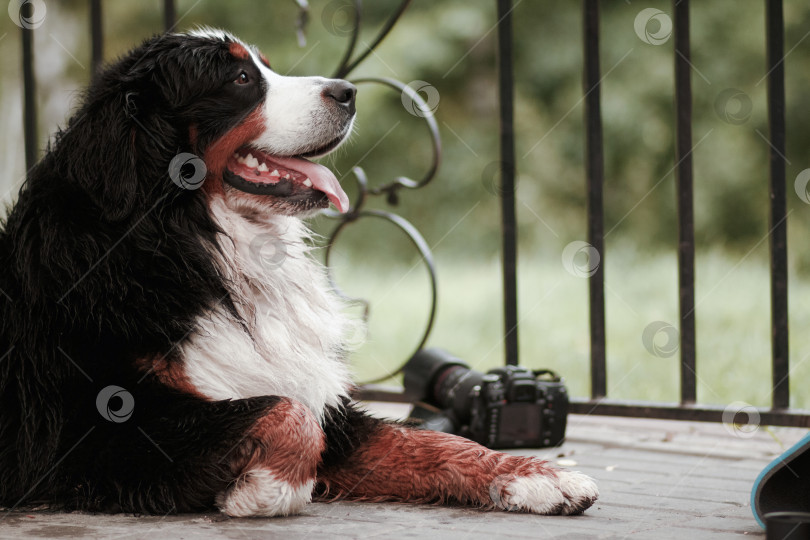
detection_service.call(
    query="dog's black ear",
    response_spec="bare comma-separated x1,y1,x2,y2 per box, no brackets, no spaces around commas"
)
59,72,181,222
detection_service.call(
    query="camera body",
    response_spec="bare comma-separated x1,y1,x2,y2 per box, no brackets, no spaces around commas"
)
404,348,569,449
467,365,568,448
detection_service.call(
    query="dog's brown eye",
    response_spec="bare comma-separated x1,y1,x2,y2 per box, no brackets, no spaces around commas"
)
234,71,249,85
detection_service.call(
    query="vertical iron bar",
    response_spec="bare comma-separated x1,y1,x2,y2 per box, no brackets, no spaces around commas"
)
496,0,518,366
583,0,606,398
766,0,789,409
21,24,37,172
90,0,103,77
673,0,696,404
164,0,176,31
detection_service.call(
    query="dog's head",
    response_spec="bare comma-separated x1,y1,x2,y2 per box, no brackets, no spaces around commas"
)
63,28,354,220
185,28,354,216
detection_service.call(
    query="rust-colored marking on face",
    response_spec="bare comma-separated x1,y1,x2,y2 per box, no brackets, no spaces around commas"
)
258,52,271,68
229,42,250,60
203,106,264,174
200,106,265,198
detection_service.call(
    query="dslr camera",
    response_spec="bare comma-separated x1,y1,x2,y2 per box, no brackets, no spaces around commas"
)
403,348,568,449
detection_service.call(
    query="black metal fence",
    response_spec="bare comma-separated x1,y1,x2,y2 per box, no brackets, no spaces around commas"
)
357,0,810,428
568,0,804,427
14,0,810,427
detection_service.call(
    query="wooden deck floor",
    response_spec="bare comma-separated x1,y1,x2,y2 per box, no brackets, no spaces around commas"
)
0,404,806,539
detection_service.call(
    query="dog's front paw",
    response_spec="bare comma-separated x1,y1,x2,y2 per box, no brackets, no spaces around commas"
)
490,469,599,515
217,470,314,517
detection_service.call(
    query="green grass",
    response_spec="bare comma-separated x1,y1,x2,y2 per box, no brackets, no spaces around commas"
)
328,243,810,410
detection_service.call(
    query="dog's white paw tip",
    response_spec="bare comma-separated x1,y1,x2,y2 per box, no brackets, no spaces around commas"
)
217,469,313,518
557,470,599,515
492,470,599,516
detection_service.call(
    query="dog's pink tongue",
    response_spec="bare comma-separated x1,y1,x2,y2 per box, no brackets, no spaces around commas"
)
272,156,349,213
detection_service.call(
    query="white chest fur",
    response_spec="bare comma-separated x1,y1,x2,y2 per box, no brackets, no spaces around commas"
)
180,198,354,418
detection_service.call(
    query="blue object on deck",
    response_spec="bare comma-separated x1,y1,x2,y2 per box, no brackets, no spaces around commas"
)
752,431,810,529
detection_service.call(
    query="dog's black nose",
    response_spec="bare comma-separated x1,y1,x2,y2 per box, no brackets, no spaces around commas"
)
323,80,357,115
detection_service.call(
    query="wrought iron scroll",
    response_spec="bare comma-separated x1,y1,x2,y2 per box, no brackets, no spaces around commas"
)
297,0,441,384
332,0,412,79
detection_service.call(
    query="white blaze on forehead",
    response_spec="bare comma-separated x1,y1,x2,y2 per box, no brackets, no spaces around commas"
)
187,26,236,41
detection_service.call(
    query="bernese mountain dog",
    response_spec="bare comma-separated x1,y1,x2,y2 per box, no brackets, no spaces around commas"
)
0,29,598,517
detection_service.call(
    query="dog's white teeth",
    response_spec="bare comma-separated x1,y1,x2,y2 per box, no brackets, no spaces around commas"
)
236,155,246,164
282,174,291,181
232,152,239,159
303,178,313,188
245,154,259,168
258,163,269,172
270,170,280,177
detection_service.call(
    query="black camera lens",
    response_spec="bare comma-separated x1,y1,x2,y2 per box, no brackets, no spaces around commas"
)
403,348,484,424
434,366,483,416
